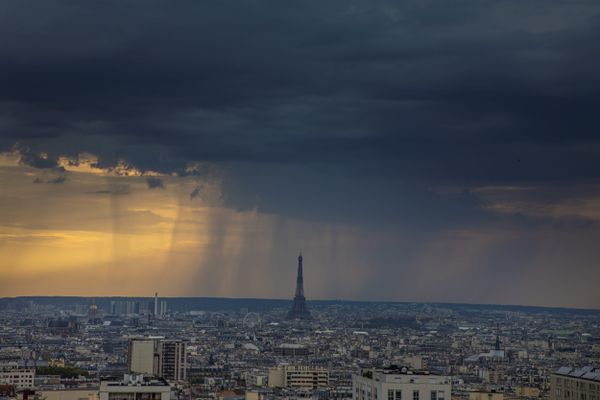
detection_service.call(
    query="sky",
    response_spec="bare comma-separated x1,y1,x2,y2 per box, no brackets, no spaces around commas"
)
1,0,600,308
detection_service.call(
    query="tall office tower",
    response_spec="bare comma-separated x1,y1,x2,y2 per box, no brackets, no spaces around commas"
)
157,340,186,381
159,301,167,317
288,252,310,319
127,338,187,382
125,301,138,315
127,338,157,376
139,301,150,315
89,299,98,321
353,368,451,400
551,366,600,400
154,293,158,316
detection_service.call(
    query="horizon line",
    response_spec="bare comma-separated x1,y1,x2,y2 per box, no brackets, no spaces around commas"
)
1,295,599,313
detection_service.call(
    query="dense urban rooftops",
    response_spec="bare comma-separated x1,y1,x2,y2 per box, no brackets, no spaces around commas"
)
554,366,600,382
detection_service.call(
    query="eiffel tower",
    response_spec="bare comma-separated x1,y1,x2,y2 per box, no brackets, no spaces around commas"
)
288,251,311,319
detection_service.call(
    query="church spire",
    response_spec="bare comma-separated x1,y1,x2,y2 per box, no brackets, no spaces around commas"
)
495,323,501,351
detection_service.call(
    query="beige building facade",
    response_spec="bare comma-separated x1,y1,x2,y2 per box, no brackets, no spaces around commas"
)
268,365,329,389
40,389,100,400
353,369,451,400
551,367,600,400
99,375,170,400
0,367,35,389
127,338,186,381
468,392,504,400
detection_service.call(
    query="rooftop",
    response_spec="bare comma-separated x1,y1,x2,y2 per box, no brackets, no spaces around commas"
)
380,366,432,375
358,369,450,385
554,367,600,382
101,374,170,387
279,344,306,349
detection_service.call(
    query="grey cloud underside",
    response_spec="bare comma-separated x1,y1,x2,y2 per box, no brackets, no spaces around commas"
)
86,188,130,196
33,175,66,184
1,0,600,225
146,177,164,189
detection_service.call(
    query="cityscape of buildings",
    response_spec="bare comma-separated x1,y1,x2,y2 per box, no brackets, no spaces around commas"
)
0,254,598,400
2,2,599,400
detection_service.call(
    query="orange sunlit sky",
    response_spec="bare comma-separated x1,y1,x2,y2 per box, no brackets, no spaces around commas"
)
2,150,600,308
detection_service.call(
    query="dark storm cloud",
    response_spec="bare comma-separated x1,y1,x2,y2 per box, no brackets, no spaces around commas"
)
14,145,64,170
33,174,67,184
220,162,495,230
190,187,201,200
1,0,600,225
86,186,130,196
146,177,164,189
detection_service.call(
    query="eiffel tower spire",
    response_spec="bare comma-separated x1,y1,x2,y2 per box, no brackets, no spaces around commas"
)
288,251,310,319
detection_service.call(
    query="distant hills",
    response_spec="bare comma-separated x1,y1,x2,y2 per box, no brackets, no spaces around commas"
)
1,296,599,315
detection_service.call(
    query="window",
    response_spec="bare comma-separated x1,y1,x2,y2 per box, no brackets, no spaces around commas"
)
413,391,420,400
431,391,437,400
389,390,395,400
438,392,445,400
396,391,402,400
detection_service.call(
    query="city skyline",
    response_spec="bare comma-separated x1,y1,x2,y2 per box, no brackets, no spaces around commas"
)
2,1,600,309
1,2,599,400
2,293,597,400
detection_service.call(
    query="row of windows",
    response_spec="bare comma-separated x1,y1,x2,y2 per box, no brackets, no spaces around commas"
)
357,385,446,400
560,390,600,400
364,389,444,400
387,390,445,400
560,381,600,392
388,390,402,400
107,393,163,400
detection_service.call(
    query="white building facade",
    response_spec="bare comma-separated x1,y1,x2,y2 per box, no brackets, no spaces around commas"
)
99,375,170,400
353,370,451,400
127,338,186,382
0,367,35,388
128,339,157,376
268,365,329,389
